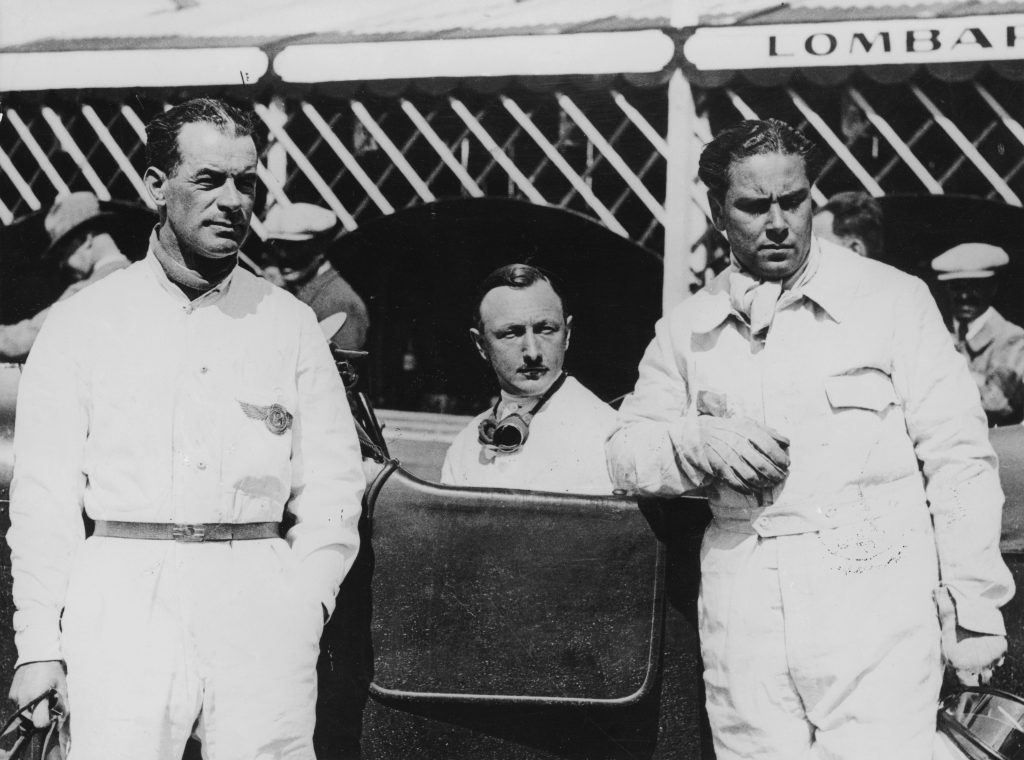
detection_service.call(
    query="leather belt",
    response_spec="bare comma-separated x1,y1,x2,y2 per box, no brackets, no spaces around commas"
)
93,520,280,542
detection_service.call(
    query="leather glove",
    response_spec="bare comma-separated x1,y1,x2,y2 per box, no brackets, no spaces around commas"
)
696,415,790,494
935,586,1007,686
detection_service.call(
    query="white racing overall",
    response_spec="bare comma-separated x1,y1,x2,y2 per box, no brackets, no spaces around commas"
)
9,242,365,759
441,376,617,495
607,240,1014,759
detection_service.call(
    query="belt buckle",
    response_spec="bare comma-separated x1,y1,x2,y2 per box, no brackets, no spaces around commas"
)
172,524,207,542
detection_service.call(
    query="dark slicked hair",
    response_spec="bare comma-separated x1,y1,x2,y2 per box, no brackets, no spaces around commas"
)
818,190,884,258
146,98,260,176
474,263,569,328
698,119,824,201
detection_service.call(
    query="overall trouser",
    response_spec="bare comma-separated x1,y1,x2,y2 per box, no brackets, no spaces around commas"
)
699,502,943,760
60,535,324,760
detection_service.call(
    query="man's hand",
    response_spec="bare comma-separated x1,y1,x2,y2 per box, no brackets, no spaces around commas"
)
8,660,67,728
935,587,1007,686
981,367,1024,424
696,415,790,494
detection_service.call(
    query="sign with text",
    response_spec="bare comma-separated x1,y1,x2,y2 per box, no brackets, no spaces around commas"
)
683,14,1024,70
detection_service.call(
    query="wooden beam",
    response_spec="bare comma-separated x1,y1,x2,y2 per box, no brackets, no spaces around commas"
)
662,68,701,313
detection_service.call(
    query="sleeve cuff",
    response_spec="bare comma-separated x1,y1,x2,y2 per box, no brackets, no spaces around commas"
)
14,614,63,668
946,584,1007,637
294,545,348,620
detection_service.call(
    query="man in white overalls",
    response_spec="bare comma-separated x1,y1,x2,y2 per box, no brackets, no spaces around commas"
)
8,98,364,759
607,118,1012,759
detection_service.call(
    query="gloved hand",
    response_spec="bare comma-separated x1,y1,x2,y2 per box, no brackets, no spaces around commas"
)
696,415,790,494
935,586,1007,686
981,367,1024,425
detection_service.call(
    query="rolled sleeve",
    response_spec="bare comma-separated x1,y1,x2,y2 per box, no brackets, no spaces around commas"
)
894,278,1014,635
285,309,364,618
607,315,708,497
8,304,88,666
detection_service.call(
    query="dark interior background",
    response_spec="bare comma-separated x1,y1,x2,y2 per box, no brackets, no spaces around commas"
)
877,194,1024,326
327,198,665,414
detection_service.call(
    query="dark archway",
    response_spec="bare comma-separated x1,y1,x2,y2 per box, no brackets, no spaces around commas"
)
328,198,664,413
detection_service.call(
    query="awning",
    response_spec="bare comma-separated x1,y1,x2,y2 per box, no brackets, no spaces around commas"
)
274,32,674,82
0,48,268,91
680,2,1024,86
3,0,1024,91
0,0,674,91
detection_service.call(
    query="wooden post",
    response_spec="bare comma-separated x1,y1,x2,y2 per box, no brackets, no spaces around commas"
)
662,67,701,314
265,95,289,199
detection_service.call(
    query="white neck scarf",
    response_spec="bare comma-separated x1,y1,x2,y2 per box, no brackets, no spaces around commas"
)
727,244,819,339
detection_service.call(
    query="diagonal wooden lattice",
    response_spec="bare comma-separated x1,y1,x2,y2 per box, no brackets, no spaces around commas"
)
713,75,1024,207
3,76,1023,275
1,89,671,254
257,89,670,249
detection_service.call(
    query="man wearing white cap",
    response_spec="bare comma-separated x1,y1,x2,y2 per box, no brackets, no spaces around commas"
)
932,242,1024,426
261,203,370,350
0,192,130,362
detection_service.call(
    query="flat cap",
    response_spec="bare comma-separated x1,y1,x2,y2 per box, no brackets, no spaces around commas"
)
263,203,337,242
931,242,1009,281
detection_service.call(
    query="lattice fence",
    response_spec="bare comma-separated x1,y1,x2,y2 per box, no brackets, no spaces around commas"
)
2,72,1022,274
0,85,671,252
707,71,1024,207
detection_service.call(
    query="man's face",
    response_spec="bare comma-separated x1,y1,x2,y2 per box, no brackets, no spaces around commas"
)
471,280,571,398
263,239,323,287
59,231,96,279
947,279,997,324
149,122,258,260
711,153,814,280
64,239,93,279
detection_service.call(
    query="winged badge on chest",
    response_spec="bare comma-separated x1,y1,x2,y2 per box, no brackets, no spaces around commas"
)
238,401,294,435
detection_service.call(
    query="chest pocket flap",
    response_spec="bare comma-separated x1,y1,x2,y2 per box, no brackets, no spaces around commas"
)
825,371,899,412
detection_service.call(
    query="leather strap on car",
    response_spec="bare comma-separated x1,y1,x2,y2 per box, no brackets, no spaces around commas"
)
92,520,280,542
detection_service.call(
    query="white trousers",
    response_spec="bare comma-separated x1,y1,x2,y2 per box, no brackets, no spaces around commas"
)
60,536,324,760
699,507,942,760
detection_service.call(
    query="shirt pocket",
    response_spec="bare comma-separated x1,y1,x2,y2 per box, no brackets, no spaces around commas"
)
824,370,899,413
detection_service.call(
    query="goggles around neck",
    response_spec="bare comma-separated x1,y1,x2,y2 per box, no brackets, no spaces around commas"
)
478,372,568,454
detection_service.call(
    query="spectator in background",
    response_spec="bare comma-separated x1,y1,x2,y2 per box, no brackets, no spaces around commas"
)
261,203,370,350
441,264,615,495
812,190,884,259
932,242,1024,427
0,192,130,362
